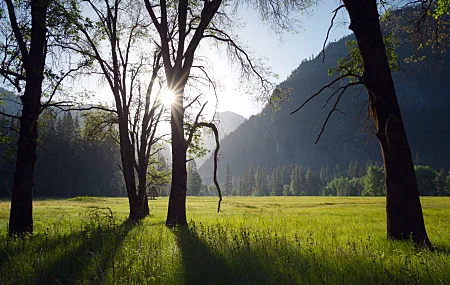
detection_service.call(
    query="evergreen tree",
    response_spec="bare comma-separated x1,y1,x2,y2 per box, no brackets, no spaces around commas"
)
187,161,202,196
290,165,301,196
225,164,232,196
248,163,255,195
255,167,268,196
281,165,291,186
435,168,447,196
273,167,283,196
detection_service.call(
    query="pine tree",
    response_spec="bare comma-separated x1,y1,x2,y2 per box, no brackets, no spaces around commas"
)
281,165,290,186
290,165,301,196
255,167,268,196
248,163,255,195
187,161,202,196
225,164,232,196
305,167,315,195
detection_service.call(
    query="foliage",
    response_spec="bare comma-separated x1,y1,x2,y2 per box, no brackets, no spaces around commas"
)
415,165,438,196
328,35,399,81
362,166,386,197
187,161,202,196
0,111,126,197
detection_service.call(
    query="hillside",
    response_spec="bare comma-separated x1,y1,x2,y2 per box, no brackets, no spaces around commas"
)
196,111,246,167
199,34,450,183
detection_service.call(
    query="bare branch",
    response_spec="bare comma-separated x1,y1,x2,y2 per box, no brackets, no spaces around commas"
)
291,73,359,115
197,122,221,212
4,0,29,64
186,101,207,147
0,110,20,120
321,5,345,63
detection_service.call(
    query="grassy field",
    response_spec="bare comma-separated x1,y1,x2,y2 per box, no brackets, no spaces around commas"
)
0,196,450,284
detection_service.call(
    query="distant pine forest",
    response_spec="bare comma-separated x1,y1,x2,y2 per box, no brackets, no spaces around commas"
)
2,110,446,198
188,160,450,197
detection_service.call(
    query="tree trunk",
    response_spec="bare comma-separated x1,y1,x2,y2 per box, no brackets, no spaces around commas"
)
8,92,40,236
117,117,145,220
343,0,430,246
8,0,47,236
166,89,188,226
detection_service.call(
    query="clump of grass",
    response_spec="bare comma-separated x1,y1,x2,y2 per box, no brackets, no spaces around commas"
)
0,197,449,284
68,196,108,203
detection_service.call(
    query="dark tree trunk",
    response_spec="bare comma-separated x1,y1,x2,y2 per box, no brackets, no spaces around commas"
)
9,92,40,236
166,89,188,226
8,0,47,236
117,116,149,220
343,0,430,246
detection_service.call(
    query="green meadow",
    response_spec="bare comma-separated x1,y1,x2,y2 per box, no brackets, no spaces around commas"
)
0,196,450,284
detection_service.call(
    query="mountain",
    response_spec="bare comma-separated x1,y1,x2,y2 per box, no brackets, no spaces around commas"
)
198,34,450,183
196,111,245,167
0,88,21,116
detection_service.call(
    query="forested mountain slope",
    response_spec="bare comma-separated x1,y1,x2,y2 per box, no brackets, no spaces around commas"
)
196,111,245,167
199,34,450,183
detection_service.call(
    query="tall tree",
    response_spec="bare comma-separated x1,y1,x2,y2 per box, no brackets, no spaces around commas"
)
0,0,79,235
143,0,279,225
290,165,301,196
343,0,430,246
187,160,202,196
289,0,430,245
341,0,430,245
255,166,268,196
67,0,167,219
225,164,232,197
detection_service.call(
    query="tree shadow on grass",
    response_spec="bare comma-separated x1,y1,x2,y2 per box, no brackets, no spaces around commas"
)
175,224,309,285
175,226,235,285
174,224,447,285
0,218,135,284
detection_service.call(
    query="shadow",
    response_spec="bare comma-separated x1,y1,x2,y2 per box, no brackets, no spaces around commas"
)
38,220,134,284
0,218,135,285
175,225,235,285
175,224,321,284
175,223,442,285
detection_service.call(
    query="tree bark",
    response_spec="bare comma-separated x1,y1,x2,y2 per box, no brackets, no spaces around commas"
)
343,0,430,246
9,91,40,236
117,115,149,220
166,88,188,226
8,0,47,236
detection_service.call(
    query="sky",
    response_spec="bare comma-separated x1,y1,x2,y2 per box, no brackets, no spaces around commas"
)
200,0,351,118
78,0,352,120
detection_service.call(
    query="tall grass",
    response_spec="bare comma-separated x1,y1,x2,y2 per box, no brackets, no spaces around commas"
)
0,197,449,284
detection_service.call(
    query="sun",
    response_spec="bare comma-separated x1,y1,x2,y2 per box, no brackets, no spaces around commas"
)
161,89,175,106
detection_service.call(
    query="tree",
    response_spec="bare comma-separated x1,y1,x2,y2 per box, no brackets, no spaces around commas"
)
292,0,430,246
225,164,232,197
305,167,318,195
0,0,80,236
255,167,268,196
342,0,430,245
143,0,278,226
290,165,301,196
414,165,437,196
324,176,350,196
435,168,448,196
362,166,385,196
69,0,166,220
187,161,202,196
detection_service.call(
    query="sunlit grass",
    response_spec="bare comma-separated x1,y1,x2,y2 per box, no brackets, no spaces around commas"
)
0,197,449,284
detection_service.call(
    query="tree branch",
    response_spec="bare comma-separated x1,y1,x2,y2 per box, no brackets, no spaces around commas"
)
321,4,345,63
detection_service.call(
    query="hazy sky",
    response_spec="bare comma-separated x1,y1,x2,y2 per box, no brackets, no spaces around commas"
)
203,0,351,118
45,1,351,121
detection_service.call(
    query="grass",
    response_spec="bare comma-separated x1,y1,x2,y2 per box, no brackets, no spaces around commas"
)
0,196,450,284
